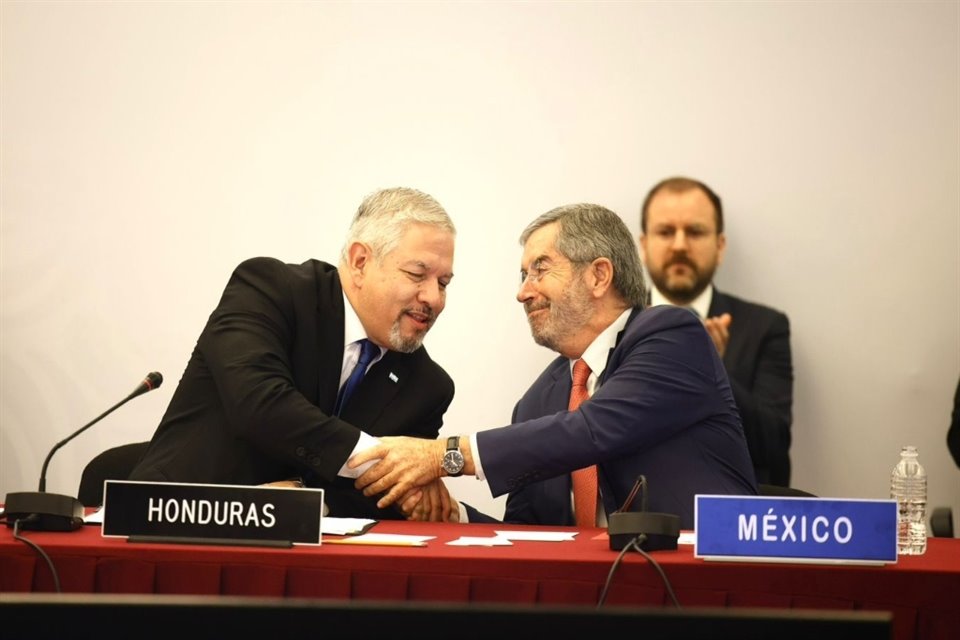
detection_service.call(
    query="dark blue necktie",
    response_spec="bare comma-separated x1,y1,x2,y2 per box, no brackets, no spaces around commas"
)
335,339,378,416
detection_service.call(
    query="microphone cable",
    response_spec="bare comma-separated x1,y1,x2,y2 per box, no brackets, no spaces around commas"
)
597,533,637,607
7,514,63,593
596,534,681,609
628,536,681,608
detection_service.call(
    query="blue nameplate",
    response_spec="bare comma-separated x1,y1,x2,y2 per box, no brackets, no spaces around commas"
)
102,480,324,545
695,495,897,564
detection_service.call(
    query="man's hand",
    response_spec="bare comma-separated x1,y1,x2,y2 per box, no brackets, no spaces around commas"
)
703,313,732,357
402,479,459,522
259,478,304,488
349,436,445,509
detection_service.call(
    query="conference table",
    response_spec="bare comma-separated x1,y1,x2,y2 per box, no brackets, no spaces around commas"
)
1,519,957,640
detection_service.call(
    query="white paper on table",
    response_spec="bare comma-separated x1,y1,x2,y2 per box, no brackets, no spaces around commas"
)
84,508,104,524
446,536,514,546
678,530,696,545
494,530,578,542
325,532,436,546
321,517,377,536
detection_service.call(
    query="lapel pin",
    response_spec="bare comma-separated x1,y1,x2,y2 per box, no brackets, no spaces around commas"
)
389,372,399,383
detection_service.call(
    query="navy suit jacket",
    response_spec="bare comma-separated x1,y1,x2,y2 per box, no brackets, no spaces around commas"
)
468,305,757,530
709,289,793,486
130,257,454,519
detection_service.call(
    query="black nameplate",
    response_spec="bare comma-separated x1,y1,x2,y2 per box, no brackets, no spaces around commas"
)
102,481,324,545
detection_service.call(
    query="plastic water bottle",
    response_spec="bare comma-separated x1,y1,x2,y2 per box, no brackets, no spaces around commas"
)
890,445,927,555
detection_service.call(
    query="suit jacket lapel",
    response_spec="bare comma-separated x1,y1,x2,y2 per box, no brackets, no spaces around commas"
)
545,360,571,413
340,353,408,434
314,264,346,413
599,307,641,386
708,288,740,367
596,307,642,515
708,287,731,317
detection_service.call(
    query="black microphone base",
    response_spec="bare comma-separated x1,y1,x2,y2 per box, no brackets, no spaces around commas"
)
3,492,84,531
608,511,680,551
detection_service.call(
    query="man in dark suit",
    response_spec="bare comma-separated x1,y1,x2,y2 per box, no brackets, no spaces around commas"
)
350,204,757,530
948,377,960,469
639,176,794,487
129,187,456,519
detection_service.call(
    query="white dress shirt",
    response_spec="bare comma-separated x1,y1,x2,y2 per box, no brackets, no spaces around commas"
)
650,284,714,319
336,291,384,479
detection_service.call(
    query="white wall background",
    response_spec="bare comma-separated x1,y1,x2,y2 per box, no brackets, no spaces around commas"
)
2,1,958,524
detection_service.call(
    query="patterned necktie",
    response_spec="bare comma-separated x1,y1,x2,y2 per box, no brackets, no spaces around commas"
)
569,359,598,527
335,339,378,416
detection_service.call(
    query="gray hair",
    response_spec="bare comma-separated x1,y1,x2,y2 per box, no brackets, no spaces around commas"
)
520,203,647,307
341,187,455,263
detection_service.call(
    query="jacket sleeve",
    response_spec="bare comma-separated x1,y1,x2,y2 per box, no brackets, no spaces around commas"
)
198,257,361,482
478,312,731,497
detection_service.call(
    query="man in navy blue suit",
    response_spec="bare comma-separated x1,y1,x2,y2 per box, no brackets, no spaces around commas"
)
351,203,756,529
640,176,794,487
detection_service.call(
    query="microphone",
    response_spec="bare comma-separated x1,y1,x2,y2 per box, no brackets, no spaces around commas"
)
3,372,163,531
607,475,681,551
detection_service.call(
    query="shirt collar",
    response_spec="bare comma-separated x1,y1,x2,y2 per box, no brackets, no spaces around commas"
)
341,290,386,358
570,308,633,389
650,284,713,319
342,290,368,346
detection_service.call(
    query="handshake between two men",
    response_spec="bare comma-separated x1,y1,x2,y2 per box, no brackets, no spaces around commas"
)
352,436,465,523
128,188,766,528
351,199,761,529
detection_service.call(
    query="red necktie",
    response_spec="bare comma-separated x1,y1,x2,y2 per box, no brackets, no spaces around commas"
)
569,359,597,527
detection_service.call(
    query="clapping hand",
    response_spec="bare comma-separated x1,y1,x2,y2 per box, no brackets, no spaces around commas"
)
703,312,732,357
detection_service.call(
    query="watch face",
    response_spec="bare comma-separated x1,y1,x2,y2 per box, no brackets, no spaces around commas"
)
443,450,464,474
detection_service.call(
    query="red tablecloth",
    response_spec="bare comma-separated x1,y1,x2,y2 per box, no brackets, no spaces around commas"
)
2,520,957,640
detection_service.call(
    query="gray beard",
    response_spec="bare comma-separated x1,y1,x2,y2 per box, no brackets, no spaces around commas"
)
529,281,593,353
388,319,425,353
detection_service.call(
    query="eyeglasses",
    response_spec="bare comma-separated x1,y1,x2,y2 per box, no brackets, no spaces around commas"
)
520,257,586,285
519,258,552,285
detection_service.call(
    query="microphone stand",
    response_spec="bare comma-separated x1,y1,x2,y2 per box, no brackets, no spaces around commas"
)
3,372,162,531
607,475,681,551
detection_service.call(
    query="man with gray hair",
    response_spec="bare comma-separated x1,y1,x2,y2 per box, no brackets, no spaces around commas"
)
131,187,456,519
350,203,757,529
